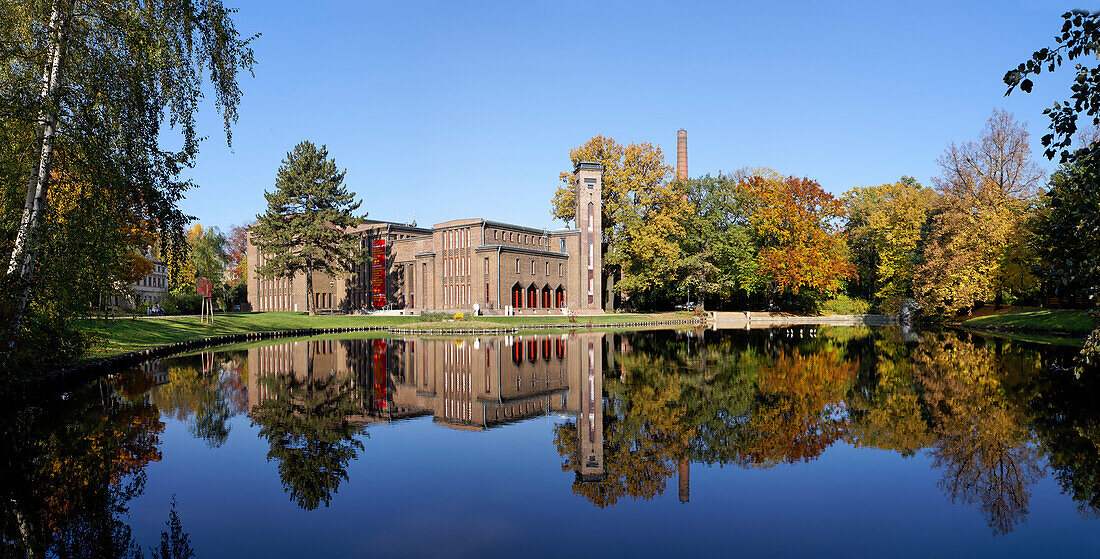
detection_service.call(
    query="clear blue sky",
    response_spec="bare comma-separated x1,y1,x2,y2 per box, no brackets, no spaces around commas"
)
179,0,1082,233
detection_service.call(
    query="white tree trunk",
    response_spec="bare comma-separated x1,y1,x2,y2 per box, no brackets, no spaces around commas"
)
5,1,69,362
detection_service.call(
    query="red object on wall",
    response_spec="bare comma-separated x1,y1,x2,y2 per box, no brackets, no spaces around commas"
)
371,239,386,308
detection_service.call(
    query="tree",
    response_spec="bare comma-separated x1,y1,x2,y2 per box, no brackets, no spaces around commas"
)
225,224,250,285
550,136,685,308
915,110,1043,316
843,177,937,312
250,141,366,315
1004,10,1100,162
1,0,255,366
676,173,757,309
741,174,854,309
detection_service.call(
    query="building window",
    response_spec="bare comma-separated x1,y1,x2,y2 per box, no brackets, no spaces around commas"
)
484,257,489,274
515,258,520,273
560,238,566,253
545,262,550,276
531,260,535,275
559,263,563,277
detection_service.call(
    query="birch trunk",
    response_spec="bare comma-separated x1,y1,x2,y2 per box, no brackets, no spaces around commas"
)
5,1,69,363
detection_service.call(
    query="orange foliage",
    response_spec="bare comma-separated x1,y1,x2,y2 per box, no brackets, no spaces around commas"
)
739,348,858,465
742,175,855,294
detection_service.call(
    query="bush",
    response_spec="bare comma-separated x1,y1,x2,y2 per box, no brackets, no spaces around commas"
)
163,292,202,315
419,312,448,322
818,295,871,316
453,311,464,321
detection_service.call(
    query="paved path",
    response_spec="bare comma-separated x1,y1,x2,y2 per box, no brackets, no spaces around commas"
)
710,311,898,329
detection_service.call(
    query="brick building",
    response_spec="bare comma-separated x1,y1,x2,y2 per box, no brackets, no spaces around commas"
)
247,161,605,315
247,331,606,478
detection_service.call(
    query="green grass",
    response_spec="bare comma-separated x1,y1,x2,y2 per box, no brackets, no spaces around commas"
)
393,320,512,330
961,309,1095,334
78,311,698,357
79,312,416,357
817,295,872,316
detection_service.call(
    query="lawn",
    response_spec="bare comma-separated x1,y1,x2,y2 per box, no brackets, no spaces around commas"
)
961,308,1095,335
79,311,697,357
79,312,416,357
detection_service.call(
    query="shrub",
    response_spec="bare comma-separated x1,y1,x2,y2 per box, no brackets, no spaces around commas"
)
818,295,871,316
453,311,464,321
163,292,202,315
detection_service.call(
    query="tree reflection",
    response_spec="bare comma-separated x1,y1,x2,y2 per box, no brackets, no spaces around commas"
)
914,333,1043,535
551,327,1095,537
250,346,366,511
0,376,164,557
151,351,249,448
1027,351,1100,515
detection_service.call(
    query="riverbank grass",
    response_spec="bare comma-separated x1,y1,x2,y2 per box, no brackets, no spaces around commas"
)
961,308,1095,335
79,311,695,357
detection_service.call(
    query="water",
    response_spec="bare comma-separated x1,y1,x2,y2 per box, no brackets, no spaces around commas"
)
3,326,1099,557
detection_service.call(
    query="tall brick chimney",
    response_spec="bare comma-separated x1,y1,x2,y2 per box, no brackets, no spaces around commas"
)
676,129,687,181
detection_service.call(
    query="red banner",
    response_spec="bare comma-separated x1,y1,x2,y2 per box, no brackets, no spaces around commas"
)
371,239,386,308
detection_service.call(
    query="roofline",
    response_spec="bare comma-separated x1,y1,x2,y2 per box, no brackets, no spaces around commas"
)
475,245,569,258
483,220,553,236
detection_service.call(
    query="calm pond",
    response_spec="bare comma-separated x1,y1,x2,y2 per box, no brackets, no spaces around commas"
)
3,326,1100,557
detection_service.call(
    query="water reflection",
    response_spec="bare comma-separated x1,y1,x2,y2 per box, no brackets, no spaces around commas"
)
3,325,1100,556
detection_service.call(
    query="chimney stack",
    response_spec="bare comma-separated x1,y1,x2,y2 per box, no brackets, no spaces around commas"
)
676,129,687,181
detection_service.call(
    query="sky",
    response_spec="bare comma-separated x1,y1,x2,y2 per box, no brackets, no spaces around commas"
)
177,0,1085,233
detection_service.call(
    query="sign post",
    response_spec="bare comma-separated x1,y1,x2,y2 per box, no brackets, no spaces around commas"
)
197,277,214,325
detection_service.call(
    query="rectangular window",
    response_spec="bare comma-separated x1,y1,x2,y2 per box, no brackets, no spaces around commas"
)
531,260,535,275
484,257,489,274
545,262,550,276
559,263,563,277
515,258,520,273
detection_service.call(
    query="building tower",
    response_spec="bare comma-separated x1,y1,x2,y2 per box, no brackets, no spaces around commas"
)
574,162,603,311
578,333,605,481
676,129,688,181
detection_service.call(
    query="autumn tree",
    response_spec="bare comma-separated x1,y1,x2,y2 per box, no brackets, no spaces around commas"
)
914,110,1044,316
843,177,938,312
250,142,366,315
741,174,854,310
550,136,687,308
0,0,256,369
226,224,250,285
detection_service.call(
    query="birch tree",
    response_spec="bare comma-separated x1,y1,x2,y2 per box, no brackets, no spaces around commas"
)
1,0,256,366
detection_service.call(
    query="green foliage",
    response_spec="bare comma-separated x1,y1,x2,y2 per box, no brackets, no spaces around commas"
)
251,141,366,315
162,292,201,316
818,294,872,316
675,173,757,309
1035,149,1100,307
0,0,255,373
1004,10,1100,162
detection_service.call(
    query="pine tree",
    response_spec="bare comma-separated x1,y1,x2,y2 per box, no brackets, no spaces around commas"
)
251,141,366,315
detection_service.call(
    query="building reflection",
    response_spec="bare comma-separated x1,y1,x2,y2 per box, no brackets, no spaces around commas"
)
247,332,607,479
